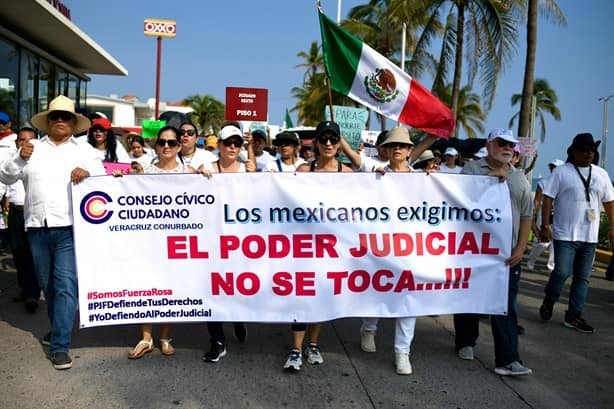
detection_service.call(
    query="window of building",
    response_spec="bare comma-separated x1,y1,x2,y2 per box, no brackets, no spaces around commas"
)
0,37,18,121
19,49,38,127
38,58,53,113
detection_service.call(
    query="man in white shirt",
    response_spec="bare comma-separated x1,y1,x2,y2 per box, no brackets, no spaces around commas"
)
0,96,105,370
539,133,614,334
439,147,462,173
251,129,274,171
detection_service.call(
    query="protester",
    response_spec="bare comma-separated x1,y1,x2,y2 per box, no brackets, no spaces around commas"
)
412,149,440,173
250,129,274,171
178,121,216,170
282,121,352,372
539,133,614,333
454,128,533,376
299,145,314,162
127,134,153,167
87,117,130,163
201,125,254,363
526,159,564,272
439,147,462,173
265,131,304,172
0,95,105,369
205,134,218,152
359,127,417,375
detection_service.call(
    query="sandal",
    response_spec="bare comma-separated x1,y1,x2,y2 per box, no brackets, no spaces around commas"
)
128,339,154,359
160,338,175,356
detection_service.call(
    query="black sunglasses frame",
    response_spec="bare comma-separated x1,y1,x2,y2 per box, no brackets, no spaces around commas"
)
179,129,197,137
494,138,516,149
48,112,76,122
156,138,180,148
316,135,340,145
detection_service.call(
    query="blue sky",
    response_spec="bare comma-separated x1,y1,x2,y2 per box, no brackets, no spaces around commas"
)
70,0,614,178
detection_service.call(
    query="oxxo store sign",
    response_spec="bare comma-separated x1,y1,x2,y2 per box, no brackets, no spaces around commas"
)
144,18,177,38
225,87,268,122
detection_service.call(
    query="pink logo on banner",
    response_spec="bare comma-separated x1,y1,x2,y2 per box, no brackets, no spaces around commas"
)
80,191,114,224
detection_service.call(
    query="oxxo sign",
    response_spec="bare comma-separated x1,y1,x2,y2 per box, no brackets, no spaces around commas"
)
144,18,177,38
225,87,268,122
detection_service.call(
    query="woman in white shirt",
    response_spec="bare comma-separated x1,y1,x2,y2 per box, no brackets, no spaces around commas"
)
87,118,130,163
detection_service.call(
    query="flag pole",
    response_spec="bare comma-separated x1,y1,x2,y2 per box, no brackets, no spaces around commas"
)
326,77,335,122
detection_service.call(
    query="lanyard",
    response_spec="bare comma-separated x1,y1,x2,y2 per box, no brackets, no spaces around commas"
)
573,165,592,203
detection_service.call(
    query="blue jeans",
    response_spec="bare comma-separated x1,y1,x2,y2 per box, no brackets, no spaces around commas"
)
28,227,77,354
545,240,596,317
454,264,521,367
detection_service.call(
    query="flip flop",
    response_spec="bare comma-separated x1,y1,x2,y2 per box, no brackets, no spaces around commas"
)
128,339,154,359
160,338,175,356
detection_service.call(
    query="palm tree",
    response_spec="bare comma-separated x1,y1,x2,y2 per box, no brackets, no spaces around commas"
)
512,0,566,139
291,73,328,126
508,78,561,143
419,0,517,137
439,84,486,138
182,94,225,135
295,41,324,83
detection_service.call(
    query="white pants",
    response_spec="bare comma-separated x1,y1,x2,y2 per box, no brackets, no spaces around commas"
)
527,240,555,271
361,317,416,354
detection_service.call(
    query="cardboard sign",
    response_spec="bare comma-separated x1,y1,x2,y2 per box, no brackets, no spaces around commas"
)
103,162,131,175
325,106,369,151
226,87,268,122
142,119,167,139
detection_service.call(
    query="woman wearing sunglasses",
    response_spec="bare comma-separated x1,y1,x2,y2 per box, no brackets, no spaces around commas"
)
282,121,352,372
87,118,130,163
127,125,197,359
359,127,417,376
201,125,254,363
178,121,216,170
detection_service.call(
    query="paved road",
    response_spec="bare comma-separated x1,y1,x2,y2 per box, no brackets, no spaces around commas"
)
1,250,613,409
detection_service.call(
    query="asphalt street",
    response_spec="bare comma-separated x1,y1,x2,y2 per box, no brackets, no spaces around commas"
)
1,248,613,409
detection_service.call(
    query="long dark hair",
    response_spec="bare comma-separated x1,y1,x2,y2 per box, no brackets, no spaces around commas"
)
88,128,119,162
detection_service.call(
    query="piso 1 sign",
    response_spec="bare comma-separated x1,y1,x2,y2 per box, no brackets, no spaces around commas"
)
225,87,268,122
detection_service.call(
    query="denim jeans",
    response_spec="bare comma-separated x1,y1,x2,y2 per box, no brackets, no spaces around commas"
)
545,240,596,317
454,264,521,367
28,227,77,354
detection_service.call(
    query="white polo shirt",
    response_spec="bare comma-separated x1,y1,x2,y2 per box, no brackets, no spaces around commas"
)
0,135,106,228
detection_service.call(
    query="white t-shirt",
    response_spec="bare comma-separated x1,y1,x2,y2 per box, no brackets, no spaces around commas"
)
359,155,388,172
94,143,131,163
543,162,614,242
264,157,306,172
179,148,217,170
255,151,275,171
130,153,154,167
439,163,462,174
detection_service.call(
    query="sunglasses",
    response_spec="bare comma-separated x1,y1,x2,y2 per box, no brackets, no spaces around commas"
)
316,135,340,145
576,145,596,153
0,120,7,126
386,142,412,150
494,138,516,149
222,138,243,148
91,127,106,133
156,138,179,147
48,112,75,122
179,129,196,137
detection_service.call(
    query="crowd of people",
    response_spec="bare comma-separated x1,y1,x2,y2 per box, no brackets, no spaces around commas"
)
0,95,612,377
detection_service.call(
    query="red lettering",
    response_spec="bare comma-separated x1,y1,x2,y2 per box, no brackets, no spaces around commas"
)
295,272,316,296
236,272,260,295
327,271,348,295
372,269,394,292
272,272,293,295
269,235,290,258
242,235,266,259
220,235,239,258
211,272,234,295
394,270,416,292
293,234,313,257
189,236,209,258
167,236,187,259
349,233,367,257
315,234,338,257
480,233,499,255
457,232,479,254
425,232,446,255
348,270,370,292
393,234,413,256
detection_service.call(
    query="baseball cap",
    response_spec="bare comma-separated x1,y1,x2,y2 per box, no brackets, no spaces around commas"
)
206,135,217,149
91,118,112,130
487,128,519,144
549,159,564,167
315,121,340,137
0,112,9,123
251,129,267,140
218,125,242,141
273,131,300,147
474,147,488,158
444,147,458,156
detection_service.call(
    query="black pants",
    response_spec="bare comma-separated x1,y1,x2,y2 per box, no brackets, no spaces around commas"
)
207,322,245,344
8,205,39,299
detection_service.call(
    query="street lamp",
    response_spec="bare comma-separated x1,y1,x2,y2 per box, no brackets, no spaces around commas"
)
598,94,614,169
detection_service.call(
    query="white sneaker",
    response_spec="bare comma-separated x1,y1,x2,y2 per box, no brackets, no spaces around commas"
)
360,329,376,352
458,346,474,360
283,349,302,371
395,353,412,375
304,343,324,365
494,361,532,376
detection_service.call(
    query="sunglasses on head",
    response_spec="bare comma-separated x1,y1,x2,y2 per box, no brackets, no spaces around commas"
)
179,129,196,137
48,112,75,122
222,138,243,148
494,138,516,149
156,138,179,147
316,134,340,145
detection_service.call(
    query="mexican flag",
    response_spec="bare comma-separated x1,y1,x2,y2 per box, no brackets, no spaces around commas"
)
319,11,455,138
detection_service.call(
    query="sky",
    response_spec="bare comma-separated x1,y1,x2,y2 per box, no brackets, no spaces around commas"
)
66,0,614,178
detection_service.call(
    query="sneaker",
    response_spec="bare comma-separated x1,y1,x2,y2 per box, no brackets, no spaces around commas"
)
203,342,227,363
233,323,247,343
41,332,51,346
457,346,474,360
539,300,554,321
494,361,532,376
563,314,594,334
360,329,376,353
395,352,412,375
283,349,302,371
50,352,72,370
304,343,324,365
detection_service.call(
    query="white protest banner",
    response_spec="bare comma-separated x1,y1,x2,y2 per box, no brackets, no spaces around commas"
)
72,173,512,328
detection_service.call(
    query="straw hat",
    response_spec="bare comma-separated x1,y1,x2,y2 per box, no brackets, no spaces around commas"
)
31,95,91,135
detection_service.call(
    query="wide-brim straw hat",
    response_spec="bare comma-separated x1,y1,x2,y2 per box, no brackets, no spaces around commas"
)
31,95,91,135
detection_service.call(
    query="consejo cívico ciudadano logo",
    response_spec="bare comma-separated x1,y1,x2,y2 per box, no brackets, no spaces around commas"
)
80,191,113,224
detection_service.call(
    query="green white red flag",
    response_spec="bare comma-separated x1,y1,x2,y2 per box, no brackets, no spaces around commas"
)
318,11,455,138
